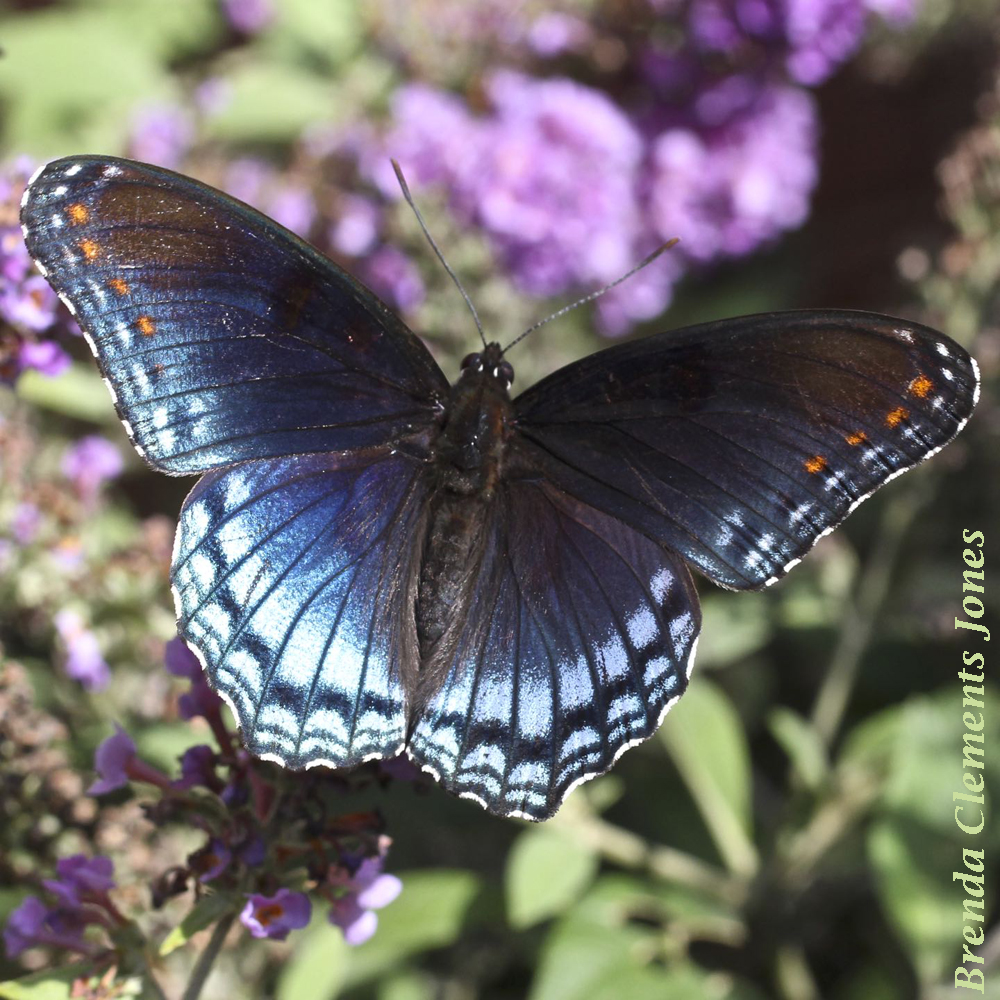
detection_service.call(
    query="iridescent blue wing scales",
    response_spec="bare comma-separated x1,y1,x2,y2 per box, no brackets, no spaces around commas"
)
20,156,448,474
406,480,700,820
514,311,979,590
172,449,427,766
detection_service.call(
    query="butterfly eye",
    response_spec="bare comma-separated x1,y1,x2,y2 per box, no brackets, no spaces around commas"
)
497,361,515,388
461,352,482,372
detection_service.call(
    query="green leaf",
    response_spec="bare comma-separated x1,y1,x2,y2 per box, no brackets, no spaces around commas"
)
89,0,223,60
842,688,999,833
0,9,168,154
277,920,348,1000
340,870,480,990
0,965,89,1000
505,827,599,929
581,774,624,814
272,0,362,66
881,693,995,832
697,593,772,668
528,908,648,1000
844,690,999,984
16,364,116,424
203,63,341,142
768,707,828,791
376,971,434,1000
135,723,203,773
868,819,961,985
528,878,720,1000
659,679,758,876
159,893,237,956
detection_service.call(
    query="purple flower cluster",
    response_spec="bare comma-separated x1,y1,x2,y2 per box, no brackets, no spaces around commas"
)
647,85,817,261
128,104,194,170
4,855,117,959
680,0,913,87
358,69,812,335
1,159,70,380
62,436,124,506
222,158,317,238
75,636,405,950
221,0,274,35
347,0,912,335
368,73,645,301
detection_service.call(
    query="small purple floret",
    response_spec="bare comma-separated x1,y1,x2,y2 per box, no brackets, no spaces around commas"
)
3,897,49,958
173,744,219,790
222,0,273,34
61,436,124,504
197,839,232,883
88,724,137,795
3,896,89,958
55,609,111,691
17,339,71,378
240,889,312,941
327,856,402,946
165,637,202,679
328,894,378,946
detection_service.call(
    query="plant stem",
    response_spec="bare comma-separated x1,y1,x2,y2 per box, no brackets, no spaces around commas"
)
775,944,820,1000
562,810,748,907
180,912,236,1000
810,484,928,749
141,957,170,1000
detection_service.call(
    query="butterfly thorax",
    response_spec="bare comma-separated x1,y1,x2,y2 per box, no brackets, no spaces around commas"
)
413,344,514,689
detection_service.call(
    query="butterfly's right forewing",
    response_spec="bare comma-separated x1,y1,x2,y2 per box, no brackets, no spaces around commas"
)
173,449,429,768
514,311,978,590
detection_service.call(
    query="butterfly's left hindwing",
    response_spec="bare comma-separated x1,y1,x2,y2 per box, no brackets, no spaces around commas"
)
21,156,448,475
407,479,701,821
514,311,979,590
172,449,427,767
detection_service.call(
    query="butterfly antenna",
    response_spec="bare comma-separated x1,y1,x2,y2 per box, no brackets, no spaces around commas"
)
500,239,680,355
391,159,487,348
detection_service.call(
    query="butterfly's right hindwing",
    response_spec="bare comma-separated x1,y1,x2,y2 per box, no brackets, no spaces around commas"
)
172,449,428,767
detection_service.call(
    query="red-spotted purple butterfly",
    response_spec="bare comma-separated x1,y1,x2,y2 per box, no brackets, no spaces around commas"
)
21,156,979,820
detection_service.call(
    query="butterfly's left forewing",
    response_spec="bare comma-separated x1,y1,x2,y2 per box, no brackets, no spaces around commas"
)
20,156,448,475
514,311,978,590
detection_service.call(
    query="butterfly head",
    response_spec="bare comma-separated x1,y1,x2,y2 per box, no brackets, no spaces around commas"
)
459,343,514,392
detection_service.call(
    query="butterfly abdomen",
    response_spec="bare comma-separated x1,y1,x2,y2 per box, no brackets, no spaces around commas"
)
411,357,514,701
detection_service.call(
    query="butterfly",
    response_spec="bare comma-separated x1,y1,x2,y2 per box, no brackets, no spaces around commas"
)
21,156,979,821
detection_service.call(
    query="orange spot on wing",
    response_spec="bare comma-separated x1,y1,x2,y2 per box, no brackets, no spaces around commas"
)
885,406,908,428
908,374,933,398
108,277,130,296
79,238,100,261
67,202,89,225
845,431,867,446
804,455,827,474
136,315,156,337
